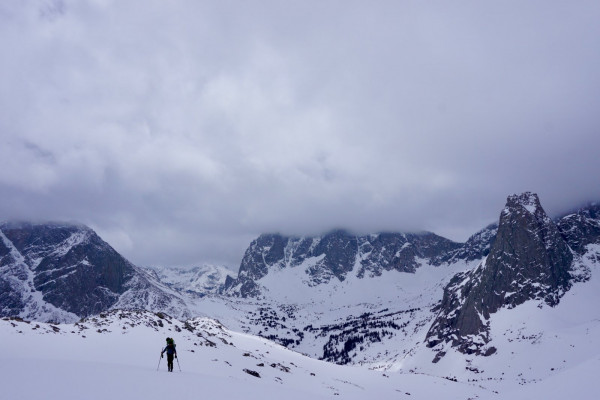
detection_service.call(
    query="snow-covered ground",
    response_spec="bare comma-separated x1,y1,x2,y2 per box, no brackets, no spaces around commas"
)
3,290,599,400
0,311,490,400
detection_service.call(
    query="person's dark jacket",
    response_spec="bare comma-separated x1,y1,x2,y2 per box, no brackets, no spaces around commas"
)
162,344,177,356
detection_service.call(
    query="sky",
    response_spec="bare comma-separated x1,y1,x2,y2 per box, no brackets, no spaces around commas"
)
1,0,599,269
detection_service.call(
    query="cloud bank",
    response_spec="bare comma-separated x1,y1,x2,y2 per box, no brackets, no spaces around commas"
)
1,0,599,268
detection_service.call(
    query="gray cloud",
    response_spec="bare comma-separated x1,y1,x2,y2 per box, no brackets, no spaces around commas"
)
1,0,600,268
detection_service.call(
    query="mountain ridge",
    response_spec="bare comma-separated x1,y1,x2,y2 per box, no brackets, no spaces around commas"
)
0,222,190,323
2,192,600,398
2,192,600,369
221,229,463,298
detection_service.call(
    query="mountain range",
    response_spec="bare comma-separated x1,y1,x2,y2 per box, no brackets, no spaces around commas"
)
1,192,600,397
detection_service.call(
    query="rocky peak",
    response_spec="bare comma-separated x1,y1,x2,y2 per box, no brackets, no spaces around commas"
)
238,233,290,281
505,191,543,215
425,192,583,357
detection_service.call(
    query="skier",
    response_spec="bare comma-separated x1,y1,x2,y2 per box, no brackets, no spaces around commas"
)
161,337,177,372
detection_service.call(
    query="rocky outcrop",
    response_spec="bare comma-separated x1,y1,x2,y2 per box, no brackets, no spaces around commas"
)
425,192,585,356
222,230,461,297
557,203,600,254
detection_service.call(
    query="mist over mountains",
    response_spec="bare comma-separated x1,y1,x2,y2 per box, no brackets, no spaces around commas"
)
2,192,600,397
2,192,598,324
3,2,600,397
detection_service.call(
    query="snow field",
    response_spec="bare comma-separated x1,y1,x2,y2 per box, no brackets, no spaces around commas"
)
0,312,489,400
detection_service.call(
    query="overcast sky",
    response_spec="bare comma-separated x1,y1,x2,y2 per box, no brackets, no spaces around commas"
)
1,0,599,269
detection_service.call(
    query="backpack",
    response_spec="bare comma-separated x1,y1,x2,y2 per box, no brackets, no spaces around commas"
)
166,337,175,345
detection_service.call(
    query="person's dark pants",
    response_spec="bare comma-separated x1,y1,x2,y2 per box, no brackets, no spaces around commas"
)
167,354,174,372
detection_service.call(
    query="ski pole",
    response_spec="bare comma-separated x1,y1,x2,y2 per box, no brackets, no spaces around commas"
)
176,355,181,372
157,349,163,371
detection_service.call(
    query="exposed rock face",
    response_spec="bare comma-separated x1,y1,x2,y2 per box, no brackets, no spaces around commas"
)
557,203,600,254
0,222,188,322
438,224,498,264
0,223,135,318
222,230,461,297
425,192,582,356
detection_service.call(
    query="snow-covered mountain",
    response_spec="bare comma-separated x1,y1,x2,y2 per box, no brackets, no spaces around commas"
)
0,222,191,323
222,230,462,297
221,222,503,300
143,264,236,296
2,192,600,397
196,192,600,370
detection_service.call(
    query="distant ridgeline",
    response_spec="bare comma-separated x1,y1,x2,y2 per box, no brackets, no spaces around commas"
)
221,226,498,298
1,192,600,361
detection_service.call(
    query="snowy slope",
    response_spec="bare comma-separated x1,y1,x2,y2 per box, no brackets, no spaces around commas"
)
0,310,491,400
143,264,236,296
3,287,599,400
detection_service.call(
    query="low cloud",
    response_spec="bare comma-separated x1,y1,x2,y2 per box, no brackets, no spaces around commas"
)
1,1,599,269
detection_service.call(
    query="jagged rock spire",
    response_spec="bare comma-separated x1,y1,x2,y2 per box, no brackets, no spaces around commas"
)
425,192,578,357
